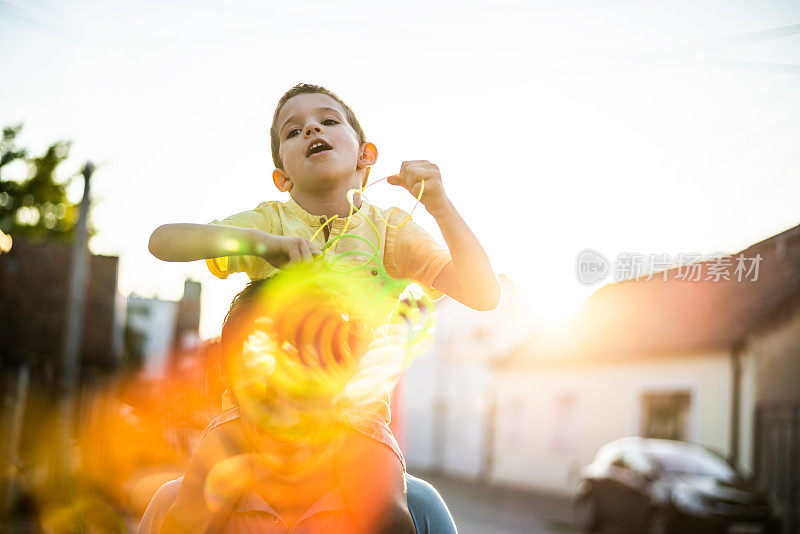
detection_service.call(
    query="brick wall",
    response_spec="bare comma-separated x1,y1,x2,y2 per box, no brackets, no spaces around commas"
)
0,240,119,380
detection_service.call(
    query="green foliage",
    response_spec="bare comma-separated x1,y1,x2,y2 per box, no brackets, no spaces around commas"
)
0,124,82,242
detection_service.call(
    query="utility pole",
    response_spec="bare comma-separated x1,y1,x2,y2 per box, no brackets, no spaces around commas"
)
2,365,29,515
56,161,93,481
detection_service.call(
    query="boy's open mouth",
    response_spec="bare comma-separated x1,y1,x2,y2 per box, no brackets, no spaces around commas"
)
306,139,333,157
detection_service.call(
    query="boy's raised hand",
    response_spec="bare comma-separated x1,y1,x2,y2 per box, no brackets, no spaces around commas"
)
386,160,501,311
250,231,322,267
386,160,448,213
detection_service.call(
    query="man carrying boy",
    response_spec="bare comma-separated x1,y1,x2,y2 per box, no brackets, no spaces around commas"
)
148,83,500,532
139,272,460,533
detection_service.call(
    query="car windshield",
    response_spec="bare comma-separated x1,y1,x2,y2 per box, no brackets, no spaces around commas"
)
648,448,737,480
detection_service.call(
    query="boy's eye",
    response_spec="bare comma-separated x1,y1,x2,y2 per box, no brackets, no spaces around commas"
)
286,129,300,139
322,119,339,126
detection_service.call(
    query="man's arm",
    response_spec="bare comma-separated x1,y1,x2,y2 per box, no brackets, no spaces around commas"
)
148,223,321,266
159,421,251,534
334,428,415,534
388,161,501,311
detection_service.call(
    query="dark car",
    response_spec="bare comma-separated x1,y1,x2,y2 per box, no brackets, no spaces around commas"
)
574,437,782,534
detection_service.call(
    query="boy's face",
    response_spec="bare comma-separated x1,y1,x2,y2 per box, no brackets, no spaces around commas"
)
274,92,370,194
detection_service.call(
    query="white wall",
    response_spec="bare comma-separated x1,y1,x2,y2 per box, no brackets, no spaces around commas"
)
127,296,178,377
403,348,439,469
441,359,493,478
401,277,528,476
491,351,733,496
404,351,495,477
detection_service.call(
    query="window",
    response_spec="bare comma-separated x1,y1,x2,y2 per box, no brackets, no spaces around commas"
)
640,391,691,441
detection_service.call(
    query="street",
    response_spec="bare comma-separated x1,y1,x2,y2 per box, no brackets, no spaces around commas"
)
414,472,576,534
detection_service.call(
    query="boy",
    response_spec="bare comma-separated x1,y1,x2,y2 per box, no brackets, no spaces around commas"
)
149,83,499,531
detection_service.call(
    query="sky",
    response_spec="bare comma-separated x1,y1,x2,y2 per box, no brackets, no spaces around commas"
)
1,0,799,338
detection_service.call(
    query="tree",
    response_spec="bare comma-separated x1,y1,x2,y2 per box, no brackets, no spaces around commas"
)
0,124,82,242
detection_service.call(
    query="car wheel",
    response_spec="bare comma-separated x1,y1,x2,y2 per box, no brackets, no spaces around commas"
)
574,495,601,532
647,507,671,534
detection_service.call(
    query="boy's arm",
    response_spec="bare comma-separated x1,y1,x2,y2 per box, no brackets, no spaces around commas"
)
148,223,321,266
388,161,501,311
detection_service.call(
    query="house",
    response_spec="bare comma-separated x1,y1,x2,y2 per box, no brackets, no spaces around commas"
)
125,279,202,378
0,239,121,378
400,275,528,478
0,239,121,513
490,224,800,528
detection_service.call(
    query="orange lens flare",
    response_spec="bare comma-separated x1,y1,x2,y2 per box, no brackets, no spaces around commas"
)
8,262,434,531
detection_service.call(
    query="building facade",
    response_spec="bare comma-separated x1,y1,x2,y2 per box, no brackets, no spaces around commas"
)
491,223,800,530
125,279,202,378
401,224,800,531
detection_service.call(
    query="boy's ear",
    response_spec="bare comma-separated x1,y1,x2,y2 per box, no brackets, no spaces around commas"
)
357,142,378,169
272,169,292,192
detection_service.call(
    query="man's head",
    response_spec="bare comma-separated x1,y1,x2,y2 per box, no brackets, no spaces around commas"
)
219,265,379,420
219,262,434,462
269,84,377,195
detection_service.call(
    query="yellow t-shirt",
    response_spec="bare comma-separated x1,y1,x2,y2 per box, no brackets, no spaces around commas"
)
206,198,451,295
209,198,451,424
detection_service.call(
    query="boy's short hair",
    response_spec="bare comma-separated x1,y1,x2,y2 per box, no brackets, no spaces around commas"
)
270,83,366,170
